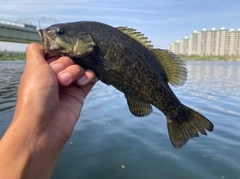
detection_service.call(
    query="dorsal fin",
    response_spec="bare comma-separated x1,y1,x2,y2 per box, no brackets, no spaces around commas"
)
116,26,187,86
152,49,187,86
116,26,154,49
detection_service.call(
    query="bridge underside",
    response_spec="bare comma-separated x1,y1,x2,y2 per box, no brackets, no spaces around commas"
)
0,24,41,44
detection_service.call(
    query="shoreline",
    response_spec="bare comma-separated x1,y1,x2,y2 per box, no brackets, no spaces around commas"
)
0,58,25,61
182,58,240,61
178,54,240,61
1,57,240,62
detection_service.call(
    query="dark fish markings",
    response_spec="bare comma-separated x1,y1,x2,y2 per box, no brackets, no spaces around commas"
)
39,21,213,149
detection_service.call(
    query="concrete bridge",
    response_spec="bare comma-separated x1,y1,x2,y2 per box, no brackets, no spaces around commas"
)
0,19,41,44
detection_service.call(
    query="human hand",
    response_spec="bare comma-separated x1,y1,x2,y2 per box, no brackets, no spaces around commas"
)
0,43,96,178
14,43,96,146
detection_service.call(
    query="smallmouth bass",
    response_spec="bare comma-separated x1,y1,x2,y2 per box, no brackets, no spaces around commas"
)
39,21,213,149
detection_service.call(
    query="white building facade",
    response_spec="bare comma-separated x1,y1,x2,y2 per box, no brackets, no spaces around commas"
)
169,28,240,56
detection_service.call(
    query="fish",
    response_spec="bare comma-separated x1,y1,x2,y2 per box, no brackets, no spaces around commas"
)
38,21,214,149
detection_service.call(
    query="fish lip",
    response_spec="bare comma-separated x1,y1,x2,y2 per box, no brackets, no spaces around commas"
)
38,29,50,50
38,29,55,50
38,29,61,59
44,50,61,59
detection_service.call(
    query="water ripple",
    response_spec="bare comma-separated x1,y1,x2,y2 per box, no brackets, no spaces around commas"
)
0,61,24,112
1,61,240,179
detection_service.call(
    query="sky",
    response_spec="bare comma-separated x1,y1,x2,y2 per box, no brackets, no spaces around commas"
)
0,0,240,52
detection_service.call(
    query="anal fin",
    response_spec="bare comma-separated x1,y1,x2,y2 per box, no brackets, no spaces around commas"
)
125,95,152,117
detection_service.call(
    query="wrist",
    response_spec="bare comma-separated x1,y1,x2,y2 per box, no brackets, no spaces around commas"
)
0,116,63,179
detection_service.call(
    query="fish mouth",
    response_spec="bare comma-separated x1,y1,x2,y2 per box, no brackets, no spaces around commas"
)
39,29,51,50
38,29,60,59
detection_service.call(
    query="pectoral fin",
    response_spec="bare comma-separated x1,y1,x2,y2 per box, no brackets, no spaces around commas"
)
92,56,115,70
125,95,152,117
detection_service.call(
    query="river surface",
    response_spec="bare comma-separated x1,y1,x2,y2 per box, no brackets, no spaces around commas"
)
0,61,240,179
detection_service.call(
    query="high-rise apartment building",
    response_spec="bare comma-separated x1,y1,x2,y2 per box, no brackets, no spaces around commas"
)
169,28,240,56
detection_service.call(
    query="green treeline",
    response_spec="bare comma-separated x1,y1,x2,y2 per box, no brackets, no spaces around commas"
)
1,52,240,61
178,54,240,61
0,52,26,61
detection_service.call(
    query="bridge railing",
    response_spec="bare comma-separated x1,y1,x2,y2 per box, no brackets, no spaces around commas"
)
0,19,24,28
0,19,37,31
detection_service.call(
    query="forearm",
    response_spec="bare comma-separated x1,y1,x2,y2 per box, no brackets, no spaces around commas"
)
0,116,63,179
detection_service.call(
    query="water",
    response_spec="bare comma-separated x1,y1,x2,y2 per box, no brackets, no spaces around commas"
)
0,61,240,179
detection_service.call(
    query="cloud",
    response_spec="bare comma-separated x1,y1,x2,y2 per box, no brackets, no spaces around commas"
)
1,0,240,49
1,0,162,15
0,0,184,28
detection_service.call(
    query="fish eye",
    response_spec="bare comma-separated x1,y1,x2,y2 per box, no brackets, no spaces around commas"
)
57,28,65,35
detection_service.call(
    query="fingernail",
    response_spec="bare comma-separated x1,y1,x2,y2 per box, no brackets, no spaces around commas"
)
58,73,71,85
77,75,87,85
51,63,63,73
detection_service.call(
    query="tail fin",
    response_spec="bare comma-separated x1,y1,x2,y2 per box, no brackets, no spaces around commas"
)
167,105,213,149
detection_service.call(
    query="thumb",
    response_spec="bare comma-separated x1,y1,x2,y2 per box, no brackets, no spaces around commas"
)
25,43,47,69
